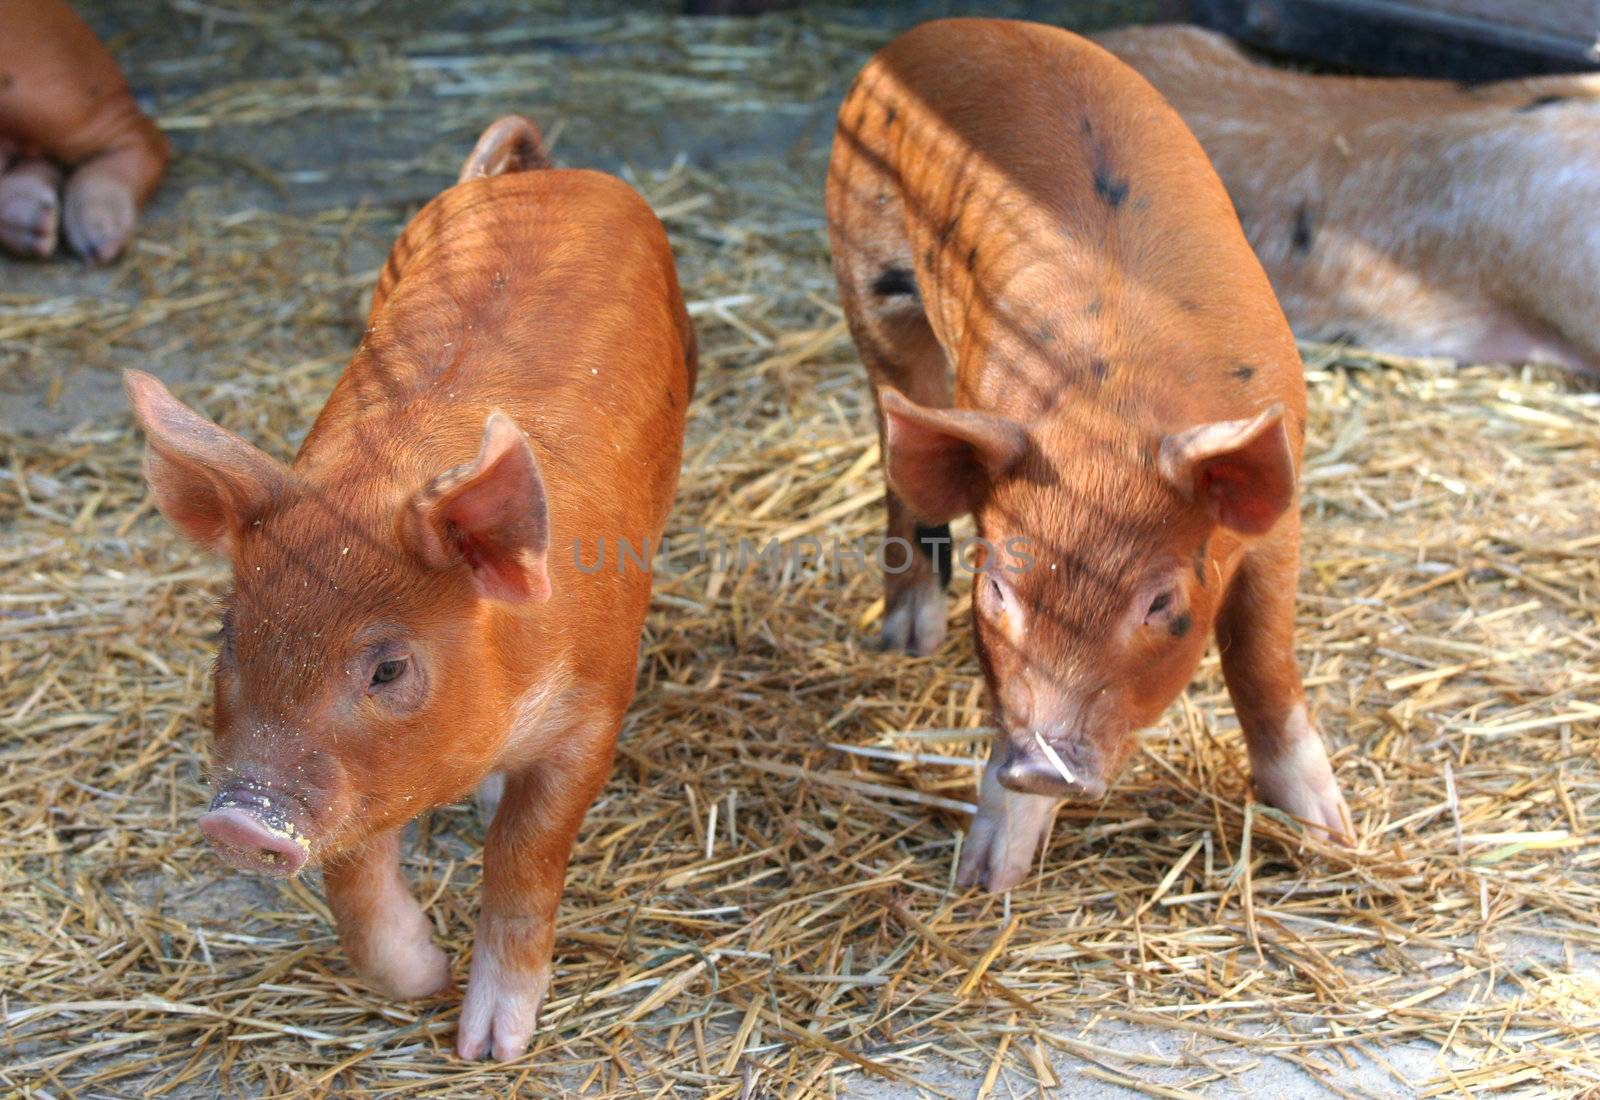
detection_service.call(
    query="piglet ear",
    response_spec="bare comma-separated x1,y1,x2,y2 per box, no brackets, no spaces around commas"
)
1159,404,1296,535
879,387,1029,523
405,411,551,605
123,370,289,554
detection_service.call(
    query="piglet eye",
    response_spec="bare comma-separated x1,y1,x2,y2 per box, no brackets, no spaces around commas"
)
370,658,407,687
1146,591,1173,621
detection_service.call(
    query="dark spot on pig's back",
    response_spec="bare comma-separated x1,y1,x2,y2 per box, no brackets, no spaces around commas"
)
1291,205,1314,254
871,266,917,299
1232,364,1256,382
1090,357,1110,382
1093,164,1129,210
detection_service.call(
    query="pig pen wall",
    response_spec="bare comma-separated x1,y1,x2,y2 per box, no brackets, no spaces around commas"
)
1,2,1597,1098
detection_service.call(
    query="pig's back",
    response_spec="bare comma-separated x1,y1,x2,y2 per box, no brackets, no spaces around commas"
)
859,18,1301,430
300,168,695,540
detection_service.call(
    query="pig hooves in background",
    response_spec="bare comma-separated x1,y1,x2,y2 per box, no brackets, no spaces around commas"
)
955,758,1059,892
457,958,549,1061
877,573,947,656
62,163,138,263
0,157,63,258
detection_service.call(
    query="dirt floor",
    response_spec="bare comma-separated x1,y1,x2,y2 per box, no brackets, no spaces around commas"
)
2,2,1598,1098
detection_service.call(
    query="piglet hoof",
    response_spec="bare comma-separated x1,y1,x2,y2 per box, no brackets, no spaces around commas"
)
0,163,61,258
62,172,137,264
1261,778,1355,846
457,956,549,1061
877,575,947,656
1252,721,1355,846
370,940,453,1001
352,911,453,1000
955,764,1059,892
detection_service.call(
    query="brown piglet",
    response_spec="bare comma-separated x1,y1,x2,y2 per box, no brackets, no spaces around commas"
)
125,115,696,1060
0,0,170,262
826,19,1352,891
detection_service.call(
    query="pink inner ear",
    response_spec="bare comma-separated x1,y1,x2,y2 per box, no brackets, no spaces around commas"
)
424,413,552,605
1201,457,1288,535
456,537,549,603
445,472,524,532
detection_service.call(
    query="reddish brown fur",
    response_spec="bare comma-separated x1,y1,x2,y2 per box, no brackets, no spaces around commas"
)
1097,24,1600,375
0,0,169,261
827,19,1350,891
126,116,695,1060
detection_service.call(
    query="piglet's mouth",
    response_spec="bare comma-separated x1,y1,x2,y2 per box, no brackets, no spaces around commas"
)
199,783,312,878
997,733,1108,801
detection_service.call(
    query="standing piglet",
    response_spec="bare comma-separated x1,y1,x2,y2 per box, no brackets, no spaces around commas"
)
0,0,169,261
827,19,1352,891
125,115,696,1060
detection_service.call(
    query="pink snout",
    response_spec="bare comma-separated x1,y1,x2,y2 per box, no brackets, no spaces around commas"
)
199,787,311,878
997,735,1108,801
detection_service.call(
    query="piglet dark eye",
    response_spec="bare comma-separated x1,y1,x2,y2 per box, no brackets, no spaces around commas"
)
370,658,407,687
1144,591,1175,625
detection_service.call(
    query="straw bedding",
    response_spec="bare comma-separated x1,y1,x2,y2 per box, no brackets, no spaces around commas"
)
1,3,1597,1097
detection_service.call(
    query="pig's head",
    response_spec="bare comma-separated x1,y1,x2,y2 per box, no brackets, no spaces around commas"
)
879,387,1296,801
125,371,552,877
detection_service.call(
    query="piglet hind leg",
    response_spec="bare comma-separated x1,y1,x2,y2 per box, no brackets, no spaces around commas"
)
322,829,452,1000
1217,537,1354,845
0,157,63,258
863,321,955,656
955,740,1059,892
458,740,615,1061
61,144,154,264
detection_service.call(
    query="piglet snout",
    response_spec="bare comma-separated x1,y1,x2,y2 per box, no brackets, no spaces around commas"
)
997,735,1107,801
199,785,311,877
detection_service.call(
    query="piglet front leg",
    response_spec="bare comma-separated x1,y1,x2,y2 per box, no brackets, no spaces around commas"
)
322,830,452,1000
1217,537,1354,844
458,739,615,1061
955,742,1059,892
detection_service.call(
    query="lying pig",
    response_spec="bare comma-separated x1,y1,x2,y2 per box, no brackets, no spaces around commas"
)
0,0,169,261
125,115,696,1060
826,19,1352,891
1097,24,1600,375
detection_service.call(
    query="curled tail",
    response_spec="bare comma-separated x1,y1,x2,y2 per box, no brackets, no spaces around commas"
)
457,115,549,184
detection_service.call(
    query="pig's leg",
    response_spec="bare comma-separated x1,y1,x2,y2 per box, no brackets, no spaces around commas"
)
0,156,63,258
829,148,953,655
861,317,954,655
1216,533,1354,844
61,142,160,264
955,738,1058,892
458,742,613,1061
321,829,451,999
